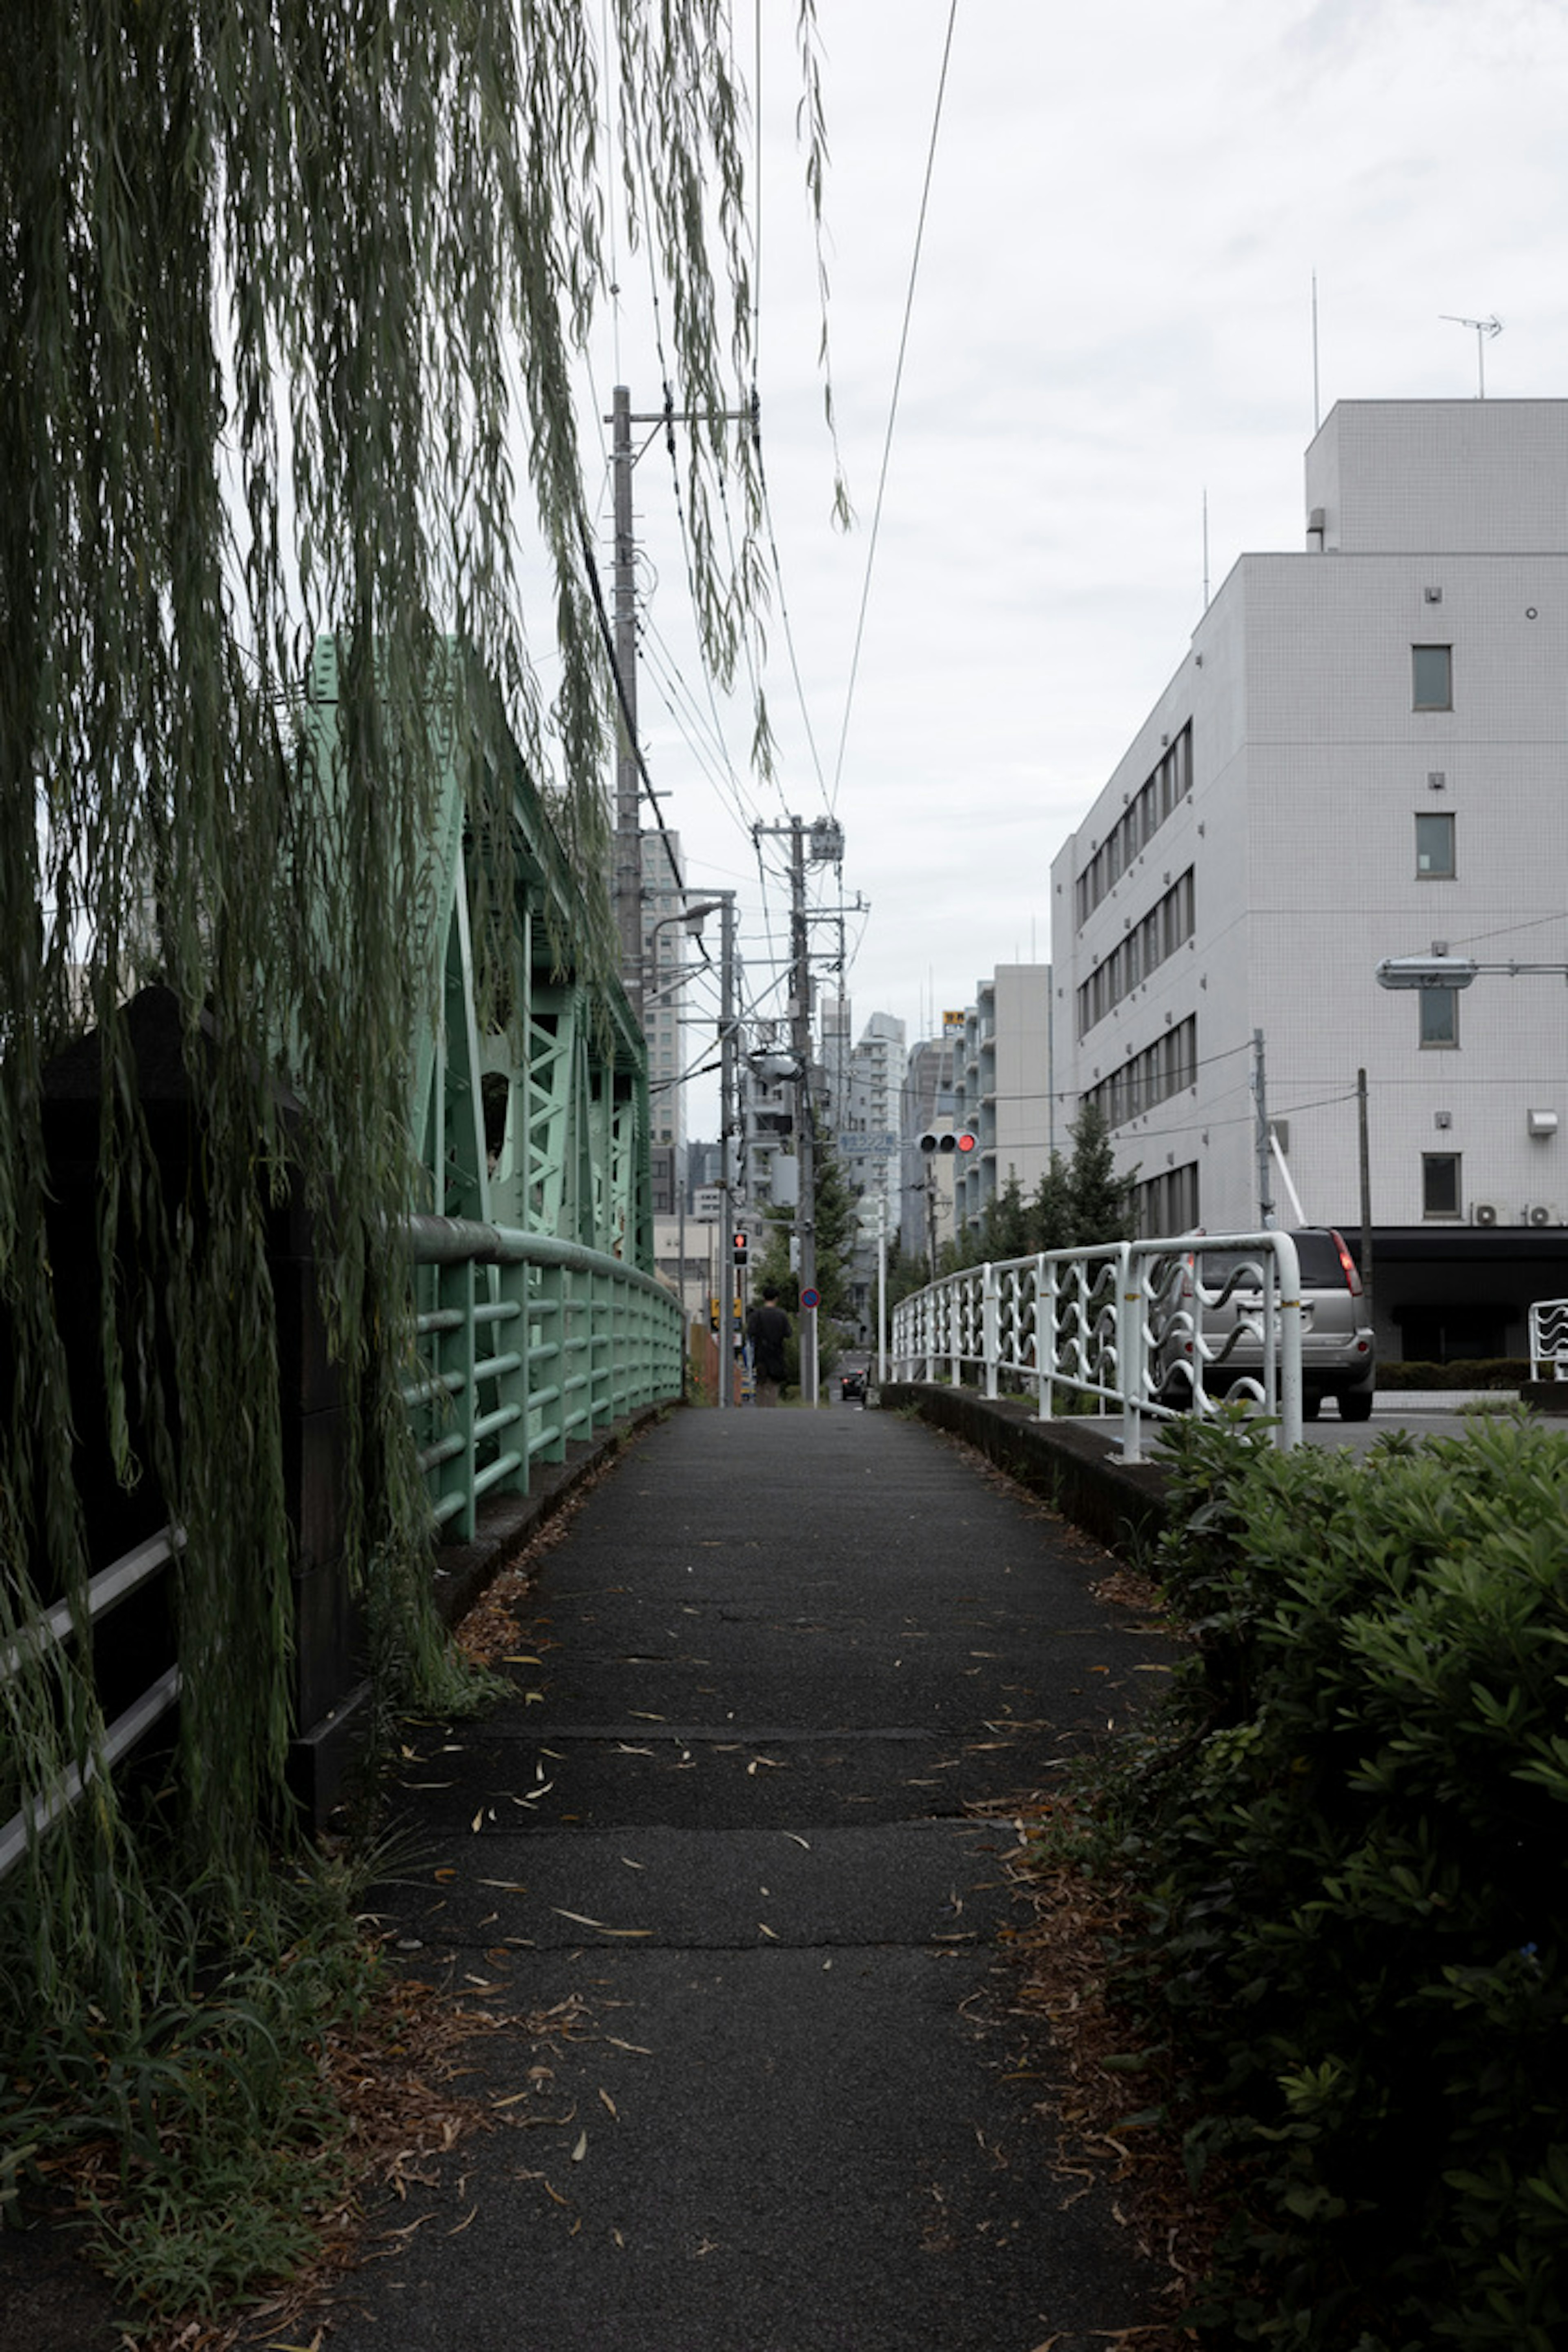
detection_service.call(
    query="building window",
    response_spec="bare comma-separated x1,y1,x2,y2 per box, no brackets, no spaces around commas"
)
1075,723,1193,927
1415,811,1455,877
1085,1016,1198,1129
1419,986,1459,1047
1076,866,1196,1039
1412,644,1452,710
1422,1153,1461,1218
1132,1160,1199,1238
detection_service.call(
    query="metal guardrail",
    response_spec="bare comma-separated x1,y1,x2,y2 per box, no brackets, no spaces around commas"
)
890,1232,1303,1462
1,1226,683,1884
1529,1296,1568,1380
404,1214,686,1539
0,1525,185,1884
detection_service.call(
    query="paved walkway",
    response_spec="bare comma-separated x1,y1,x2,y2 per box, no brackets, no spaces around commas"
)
327,1405,1178,2352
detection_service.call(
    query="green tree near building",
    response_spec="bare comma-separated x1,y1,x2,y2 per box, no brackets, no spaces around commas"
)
1033,1100,1139,1250
939,1102,1138,1270
755,1133,856,1326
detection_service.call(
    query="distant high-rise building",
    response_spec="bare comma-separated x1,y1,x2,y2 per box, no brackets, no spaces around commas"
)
641,829,686,1216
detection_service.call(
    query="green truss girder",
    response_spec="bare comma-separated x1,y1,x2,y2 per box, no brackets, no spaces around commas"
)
303,637,653,1263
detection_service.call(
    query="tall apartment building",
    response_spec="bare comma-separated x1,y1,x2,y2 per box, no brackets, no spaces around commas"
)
900,1033,959,1263
950,966,1053,1234
1049,398,1568,1361
836,1010,906,1332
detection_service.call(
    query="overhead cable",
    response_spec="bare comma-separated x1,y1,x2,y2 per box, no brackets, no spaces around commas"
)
829,0,960,811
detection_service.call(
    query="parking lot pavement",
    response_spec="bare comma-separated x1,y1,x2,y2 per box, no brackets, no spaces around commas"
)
1298,1393,1550,1454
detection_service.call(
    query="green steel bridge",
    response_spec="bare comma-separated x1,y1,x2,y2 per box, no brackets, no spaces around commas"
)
2,641,686,1872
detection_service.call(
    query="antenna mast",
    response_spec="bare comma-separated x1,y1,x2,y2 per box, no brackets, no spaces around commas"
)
1440,313,1502,399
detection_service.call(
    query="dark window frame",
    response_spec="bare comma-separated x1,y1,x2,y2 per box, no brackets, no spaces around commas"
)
1421,1152,1462,1218
1412,644,1453,712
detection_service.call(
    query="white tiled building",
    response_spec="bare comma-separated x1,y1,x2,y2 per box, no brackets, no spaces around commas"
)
1050,399,1568,1362
951,965,1052,1233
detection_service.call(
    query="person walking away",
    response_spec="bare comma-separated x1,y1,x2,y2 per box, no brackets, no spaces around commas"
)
746,1284,791,1407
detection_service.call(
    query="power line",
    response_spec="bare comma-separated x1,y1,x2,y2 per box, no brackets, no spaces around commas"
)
830,0,959,809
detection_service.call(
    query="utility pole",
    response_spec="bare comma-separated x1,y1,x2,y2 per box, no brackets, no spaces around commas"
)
610,385,643,1011
753,814,844,1408
1356,1066,1375,1332
788,817,819,1406
717,892,738,1412
1252,1028,1275,1228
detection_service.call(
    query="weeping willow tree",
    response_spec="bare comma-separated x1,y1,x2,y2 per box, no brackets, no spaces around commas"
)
0,0,829,2016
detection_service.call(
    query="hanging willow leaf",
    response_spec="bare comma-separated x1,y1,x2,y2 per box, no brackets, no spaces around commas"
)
0,0,831,2023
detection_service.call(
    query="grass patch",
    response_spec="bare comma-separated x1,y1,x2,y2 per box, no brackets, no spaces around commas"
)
0,1834,486,2342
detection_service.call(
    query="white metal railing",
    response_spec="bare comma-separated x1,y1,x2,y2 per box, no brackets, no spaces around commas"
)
0,1524,185,1884
404,1215,686,1540
890,1232,1303,1461
1528,1296,1568,1380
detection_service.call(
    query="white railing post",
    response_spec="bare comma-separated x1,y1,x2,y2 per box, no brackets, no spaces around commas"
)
1031,1254,1051,1419
1116,1242,1147,1463
982,1261,1000,1400
1273,1229,1304,1449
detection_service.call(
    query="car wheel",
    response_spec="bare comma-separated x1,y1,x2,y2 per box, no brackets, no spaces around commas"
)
1340,1390,1374,1422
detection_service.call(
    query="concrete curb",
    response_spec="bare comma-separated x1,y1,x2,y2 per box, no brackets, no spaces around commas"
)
878,1381,1172,1560
429,1400,672,1628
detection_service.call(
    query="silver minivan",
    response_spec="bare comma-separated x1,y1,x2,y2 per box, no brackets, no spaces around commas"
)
1156,1226,1376,1421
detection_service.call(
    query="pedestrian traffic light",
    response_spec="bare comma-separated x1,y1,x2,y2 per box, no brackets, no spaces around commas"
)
918,1128,978,1155
731,1229,748,1266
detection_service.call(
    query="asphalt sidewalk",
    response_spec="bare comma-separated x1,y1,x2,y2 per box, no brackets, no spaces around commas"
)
328,1404,1179,2352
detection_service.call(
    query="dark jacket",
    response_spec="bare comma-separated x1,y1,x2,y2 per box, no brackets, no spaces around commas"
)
746,1301,791,1381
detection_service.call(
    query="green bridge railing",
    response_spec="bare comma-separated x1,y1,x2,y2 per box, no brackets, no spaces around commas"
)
405,1213,686,1541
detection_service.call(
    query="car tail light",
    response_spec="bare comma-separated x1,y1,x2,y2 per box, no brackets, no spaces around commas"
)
1330,1228,1363,1296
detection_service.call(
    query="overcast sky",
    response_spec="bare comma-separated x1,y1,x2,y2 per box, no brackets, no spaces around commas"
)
572,0,1568,1135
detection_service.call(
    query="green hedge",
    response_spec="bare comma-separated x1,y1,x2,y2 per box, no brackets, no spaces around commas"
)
1379,1359,1530,1391
1102,1408,1568,2350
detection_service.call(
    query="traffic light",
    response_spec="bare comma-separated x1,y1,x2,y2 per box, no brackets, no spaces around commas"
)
731,1229,748,1266
918,1127,978,1156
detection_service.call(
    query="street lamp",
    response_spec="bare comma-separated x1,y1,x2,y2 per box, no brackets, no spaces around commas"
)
1377,954,1568,989
1375,955,1481,991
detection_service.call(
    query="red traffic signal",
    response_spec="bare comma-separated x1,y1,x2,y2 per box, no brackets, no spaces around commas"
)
731,1229,748,1265
918,1128,978,1155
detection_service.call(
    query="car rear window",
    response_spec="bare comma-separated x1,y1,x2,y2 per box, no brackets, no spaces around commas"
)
1292,1232,1347,1286
1199,1249,1270,1288
1198,1233,1347,1289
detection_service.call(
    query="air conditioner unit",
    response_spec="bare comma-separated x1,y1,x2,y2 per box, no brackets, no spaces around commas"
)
1526,1203,1557,1227
1471,1202,1499,1227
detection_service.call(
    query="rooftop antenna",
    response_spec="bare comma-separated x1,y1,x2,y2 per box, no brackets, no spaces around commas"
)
1440,313,1502,398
